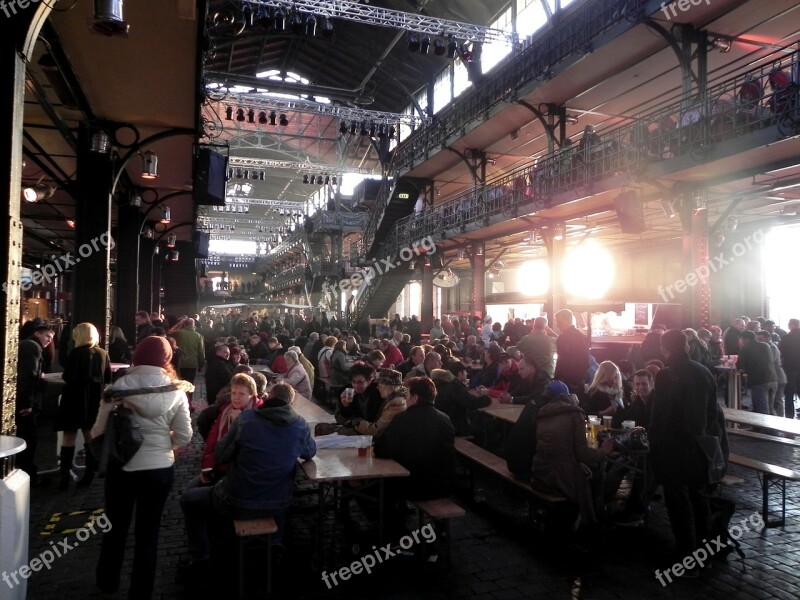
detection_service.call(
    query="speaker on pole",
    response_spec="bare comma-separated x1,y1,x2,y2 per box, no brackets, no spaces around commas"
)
613,190,646,234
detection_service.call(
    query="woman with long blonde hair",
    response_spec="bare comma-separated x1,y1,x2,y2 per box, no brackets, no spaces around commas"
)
54,322,111,488
584,360,625,418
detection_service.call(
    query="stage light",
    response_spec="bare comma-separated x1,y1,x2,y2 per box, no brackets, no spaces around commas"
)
420,36,431,54
433,38,446,56
407,32,420,52
305,14,317,36
339,121,348,135
273,6,286,31
320,16,334,38
388,125,396,139
349,122,358,135
447,38,458,59
167,233,177,248
360,121,368,136
258,111,268,124
22,183,55,203
225,106,233,121
236,108,245,122
303,175,309,184
368,122,376,137
279,114,289,127
90,130,110,154
289,11,303,33
332,176,337,185
316,175,324,185
160,206,171,224
269,111,277,126
247,108,255,123
170,250,180,262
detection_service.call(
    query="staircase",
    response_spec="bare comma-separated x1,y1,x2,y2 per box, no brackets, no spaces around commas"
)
363,178,425,258
352,266,413,322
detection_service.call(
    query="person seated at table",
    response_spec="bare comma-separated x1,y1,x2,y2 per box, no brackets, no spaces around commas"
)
366,349,386,371
329,340,351,387
582,361,625,418
288,345,314,390
316,336,337,379
266,337,289,373
335,362,383,426
246,334,269,364
191,374,261,489
460,335,483,362
531,389,614,528
499,357,551,405
180,383,316,569
404,351,443,382
204,343,234,405
397,333,412,359
396,346,424,378
430,365,491,437
374,376,456,539
379,338,404,369
283,350,312,400
469,346,508,390
480,354,519,398
345,335,362,357
351,368,407,438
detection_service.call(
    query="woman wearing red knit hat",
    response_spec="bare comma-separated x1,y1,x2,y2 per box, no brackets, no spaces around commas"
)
91,335,193,599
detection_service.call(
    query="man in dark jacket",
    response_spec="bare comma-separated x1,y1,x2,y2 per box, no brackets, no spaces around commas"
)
16,325,55,481
649,330,726,569
181,381,315,564
334,362,383,425
553,309,590,397
499,357,551,405
374,376,456,537
430,365,490,436
204,343,234,404
779,318,800,418
738,330,777,415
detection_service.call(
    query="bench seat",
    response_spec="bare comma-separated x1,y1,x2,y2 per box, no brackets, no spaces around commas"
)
727,453,800,527
233,517,278,597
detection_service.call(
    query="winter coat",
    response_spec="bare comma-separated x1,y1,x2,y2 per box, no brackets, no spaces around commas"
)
55,344,112,431
353,388,407,438
284,361,313,400
215,400,315,511
91,365,192,471
172,328,205,369
431,370,490,436
335,382,383,425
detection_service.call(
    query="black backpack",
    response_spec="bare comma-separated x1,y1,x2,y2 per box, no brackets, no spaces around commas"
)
708,496,745,567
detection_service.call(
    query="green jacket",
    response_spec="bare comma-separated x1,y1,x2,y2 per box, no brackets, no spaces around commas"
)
172,328,205,369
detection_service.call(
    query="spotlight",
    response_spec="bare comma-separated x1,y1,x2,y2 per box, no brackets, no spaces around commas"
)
22,183,55,203
91,0,130,37
349,121,358,135
236,108,245,122
552,224,564,241
446,38,458,59
332,176,337,185
170,250,180,262
407,32,420,52
660,199,676,219
153,244,160,255
360,121,368,136
129,191,142,207
339,120,348,135
368,122,376,137
256,7,271,29
247,108,255,123
320,16,334,38
324,175,330,185
160,206,171,224
142,226,154,239
225,106,233,120
305,14,317,36
711,37,732,53
377,124,386,138
459,43,472,62
420,36,431,54
167,233,177,248
258,111,268,124
279,113,289,127
289,11,303,33
141,150,158,179
258,171,266,181
433,38,446,56
316,175,324,185
303,175,309,184
89,129,110,154
388,125,396,139
273,6,286,31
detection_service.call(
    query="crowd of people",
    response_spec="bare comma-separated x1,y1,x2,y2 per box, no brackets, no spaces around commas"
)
14,306,800,596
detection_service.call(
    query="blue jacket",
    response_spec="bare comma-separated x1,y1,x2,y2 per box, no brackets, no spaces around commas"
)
215,401,316,511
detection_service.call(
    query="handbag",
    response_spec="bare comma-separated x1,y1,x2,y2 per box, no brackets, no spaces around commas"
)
89,402,144,475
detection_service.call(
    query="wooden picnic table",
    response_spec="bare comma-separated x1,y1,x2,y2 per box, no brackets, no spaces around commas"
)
478,404,524,424
723,407,800,436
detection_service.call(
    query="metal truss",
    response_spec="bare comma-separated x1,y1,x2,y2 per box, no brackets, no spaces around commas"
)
210,88,431,127
229,156,371,174
245,0,518,45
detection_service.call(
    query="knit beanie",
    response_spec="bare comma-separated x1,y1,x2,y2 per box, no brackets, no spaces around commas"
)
133,336,172,368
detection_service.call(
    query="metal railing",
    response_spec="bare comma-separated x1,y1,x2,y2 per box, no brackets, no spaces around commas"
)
360,178,396,257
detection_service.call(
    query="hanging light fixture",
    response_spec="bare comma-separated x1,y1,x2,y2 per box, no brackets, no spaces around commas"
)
247,108,255,123
407,32,420,52
446,38,458,59
170,250,180,262
433,38,446,56
167,233,177,248
316,175,324,185
289,10,304,33
141,150,158,179
305,14,317,36
153,244,160,255
268,111,277,126
89,129,111,154
273,6,286,31
320,16,334,38
339,120,348,135
279,114,289,127
236,108,245,122
142,226,154,239
420,36,431,54
129,190,142,207
160,206,171,224
302,174,309,184
22,183,56,203
258,111,268,124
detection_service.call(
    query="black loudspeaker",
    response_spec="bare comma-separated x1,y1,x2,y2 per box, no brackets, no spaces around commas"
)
193,230,209,258
613,190,646,234
194,148,228,206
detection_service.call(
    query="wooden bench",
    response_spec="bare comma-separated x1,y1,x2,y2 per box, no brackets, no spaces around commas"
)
454,437,570,530
727,453,800,527
727,427,800,447
413,498,465,565
234,517,278,598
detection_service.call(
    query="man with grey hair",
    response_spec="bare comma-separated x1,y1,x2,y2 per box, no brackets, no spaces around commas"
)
518,316,557,378
404,351,442,382
283,350,312,399
303,332,320,361
288,345,314,389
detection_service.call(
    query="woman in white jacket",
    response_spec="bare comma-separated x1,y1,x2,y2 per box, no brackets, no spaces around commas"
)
92,336,193,599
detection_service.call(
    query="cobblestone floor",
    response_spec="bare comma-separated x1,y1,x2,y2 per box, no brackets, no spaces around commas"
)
21,380,800,599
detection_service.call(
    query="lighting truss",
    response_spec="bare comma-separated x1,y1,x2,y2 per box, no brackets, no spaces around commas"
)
228,156,371,175
211,90,431,128
246,0,518,45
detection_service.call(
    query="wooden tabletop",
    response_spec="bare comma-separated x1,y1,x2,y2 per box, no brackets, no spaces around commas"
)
292,394,336,424
479,405,524,424
300,448,410,483
723,407,800,436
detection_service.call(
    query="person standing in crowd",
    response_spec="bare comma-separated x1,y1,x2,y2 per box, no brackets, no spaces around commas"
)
171,318,205,402
553,309,591,398
649,329,725,575
737,330,777,415
517,317,557,378
93,336,192,598
16,324,55,483
722,318,746,355
757,330,786,417
204,342,234,405
108,326,132,364
134,310,155,345
54,323,112,489
780,318,800,419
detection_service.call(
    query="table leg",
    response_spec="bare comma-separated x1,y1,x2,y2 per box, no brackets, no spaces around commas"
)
378,479,384,544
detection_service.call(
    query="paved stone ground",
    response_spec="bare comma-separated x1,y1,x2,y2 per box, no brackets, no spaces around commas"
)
20,380,800,599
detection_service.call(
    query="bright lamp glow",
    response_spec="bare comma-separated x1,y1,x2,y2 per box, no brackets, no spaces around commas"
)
562,241,614,299
518,261,550,296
